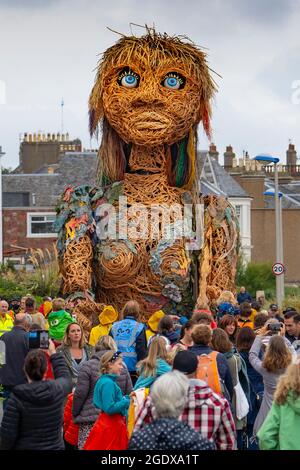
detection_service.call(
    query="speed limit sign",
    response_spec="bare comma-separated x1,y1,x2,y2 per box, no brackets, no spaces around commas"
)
272,263,284,276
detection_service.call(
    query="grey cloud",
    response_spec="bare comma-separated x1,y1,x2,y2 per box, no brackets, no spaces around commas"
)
257,47,300,102
0,0,62,8
228,0,296,24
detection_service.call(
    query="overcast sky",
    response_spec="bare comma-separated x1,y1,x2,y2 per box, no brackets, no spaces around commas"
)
1,0,300,168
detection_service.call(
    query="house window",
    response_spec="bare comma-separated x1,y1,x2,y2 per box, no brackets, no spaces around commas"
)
235,205,242,226
27,213,57,238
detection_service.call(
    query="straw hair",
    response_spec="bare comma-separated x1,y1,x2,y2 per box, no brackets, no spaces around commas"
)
89,30,216,185
274,362,300,405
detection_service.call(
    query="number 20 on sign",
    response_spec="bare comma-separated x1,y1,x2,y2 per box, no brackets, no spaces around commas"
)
272,263,284,275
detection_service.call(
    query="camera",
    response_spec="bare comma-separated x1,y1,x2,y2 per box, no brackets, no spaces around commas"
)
268,322,282,335
10,301,21,314
28,330,49,349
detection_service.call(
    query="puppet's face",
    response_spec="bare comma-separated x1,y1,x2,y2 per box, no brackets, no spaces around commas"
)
101,50,203,146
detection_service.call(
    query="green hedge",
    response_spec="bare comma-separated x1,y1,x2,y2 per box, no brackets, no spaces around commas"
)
236,261,276,299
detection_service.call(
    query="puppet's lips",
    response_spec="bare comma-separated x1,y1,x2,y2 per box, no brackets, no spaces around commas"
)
134,112,169,130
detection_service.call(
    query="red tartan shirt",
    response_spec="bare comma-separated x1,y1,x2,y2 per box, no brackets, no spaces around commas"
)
134,379,236,450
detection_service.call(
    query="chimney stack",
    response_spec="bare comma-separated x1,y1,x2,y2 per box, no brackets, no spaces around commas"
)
286,143,297,166
209,143,219,162
224,145,235,169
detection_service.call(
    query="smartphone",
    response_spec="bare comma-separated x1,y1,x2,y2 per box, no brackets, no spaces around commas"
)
28,330,49,349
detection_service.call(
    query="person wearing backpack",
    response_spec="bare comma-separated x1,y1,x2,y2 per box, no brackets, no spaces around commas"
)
189,325,233,401
134,350,236,450
212,328,250,449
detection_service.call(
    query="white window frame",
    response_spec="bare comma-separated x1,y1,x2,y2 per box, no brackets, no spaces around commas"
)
235,205,242,226
27,212,57,238
3,257,24,265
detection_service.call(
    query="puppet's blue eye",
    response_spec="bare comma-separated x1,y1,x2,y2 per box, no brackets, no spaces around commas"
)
162,72,185,90
118,68,139,88
121,74,138,88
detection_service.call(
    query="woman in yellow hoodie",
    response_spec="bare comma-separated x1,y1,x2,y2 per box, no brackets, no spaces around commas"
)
89,306,119,346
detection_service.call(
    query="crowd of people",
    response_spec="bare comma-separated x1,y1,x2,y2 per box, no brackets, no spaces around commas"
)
0,287,300,451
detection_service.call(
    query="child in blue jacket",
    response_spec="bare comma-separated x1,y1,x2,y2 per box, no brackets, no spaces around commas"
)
83,351,130,450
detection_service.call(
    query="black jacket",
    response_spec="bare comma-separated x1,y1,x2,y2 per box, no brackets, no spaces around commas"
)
129,418,215,450
189,344,234,399
0,326,29,388
0,352,72,450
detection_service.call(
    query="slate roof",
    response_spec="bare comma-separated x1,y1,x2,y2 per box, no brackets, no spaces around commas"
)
3,153,98,207
3,150,250,208
264,180,300,209
198,151,250,198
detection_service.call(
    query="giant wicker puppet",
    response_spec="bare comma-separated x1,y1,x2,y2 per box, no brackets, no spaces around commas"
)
55,29,239,334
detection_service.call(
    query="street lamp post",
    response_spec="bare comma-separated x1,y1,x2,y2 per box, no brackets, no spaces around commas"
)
255,155,284,308
264,190,284,303
0,146,5,265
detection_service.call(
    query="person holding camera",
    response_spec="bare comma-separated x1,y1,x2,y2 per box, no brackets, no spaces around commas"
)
249,322,293,439
0,313,31,408
8,298,21,318
0,339,72,450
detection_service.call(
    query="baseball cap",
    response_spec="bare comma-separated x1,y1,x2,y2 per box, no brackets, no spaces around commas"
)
173,350,198,375
283,307,297,314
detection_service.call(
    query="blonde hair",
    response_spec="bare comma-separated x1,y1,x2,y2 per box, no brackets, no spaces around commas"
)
137,336,168,377
274,362,300,405
166,343,186,366
52,298,66,312
63,322,86,349
100,350,123,375
95,335,117,352
262,336,292,373
217,291,236,306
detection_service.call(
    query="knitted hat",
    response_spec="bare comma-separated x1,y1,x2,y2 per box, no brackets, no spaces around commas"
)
173,350,198,375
